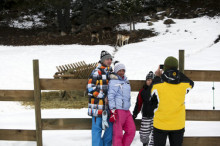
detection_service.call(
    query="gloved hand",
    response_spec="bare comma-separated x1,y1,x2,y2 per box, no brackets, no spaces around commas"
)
109,109,117,123
102,110,109,130
150,93,158,107
132,114,137,121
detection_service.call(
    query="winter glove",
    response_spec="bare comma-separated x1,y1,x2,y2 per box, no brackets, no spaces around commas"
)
132,114,137,121
102,110,109,130
150,93,158,108
109,109,117,123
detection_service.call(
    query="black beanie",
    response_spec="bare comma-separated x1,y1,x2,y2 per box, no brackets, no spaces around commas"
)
146,71,155,80
100,50,112,63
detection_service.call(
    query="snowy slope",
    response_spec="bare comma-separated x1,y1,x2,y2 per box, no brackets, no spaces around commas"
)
0,16,220,146
115,16,220,110
0,45,114,90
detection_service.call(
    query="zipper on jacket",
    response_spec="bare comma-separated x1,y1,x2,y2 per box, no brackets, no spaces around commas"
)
122,83,124,108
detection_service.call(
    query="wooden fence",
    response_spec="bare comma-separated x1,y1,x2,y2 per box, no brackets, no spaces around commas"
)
0,50,220,146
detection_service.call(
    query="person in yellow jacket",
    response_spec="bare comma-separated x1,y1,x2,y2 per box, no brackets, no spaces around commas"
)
150,56,194,146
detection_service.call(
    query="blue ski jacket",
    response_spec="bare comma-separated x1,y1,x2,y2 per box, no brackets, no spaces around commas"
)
108,74,131,110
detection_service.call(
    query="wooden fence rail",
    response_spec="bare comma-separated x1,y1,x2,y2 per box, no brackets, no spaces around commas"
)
0,129,36,141
0,50,220,146
41,70,220,91
0,90,34,101
183,137,220,146
39,69,220,92
184,70,220,81
41,109,220,130
0,129,219,146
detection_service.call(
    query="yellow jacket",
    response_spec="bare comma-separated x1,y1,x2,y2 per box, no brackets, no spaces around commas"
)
151,69,194,130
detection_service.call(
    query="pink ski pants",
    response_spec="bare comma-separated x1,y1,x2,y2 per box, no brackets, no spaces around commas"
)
113,109,136,146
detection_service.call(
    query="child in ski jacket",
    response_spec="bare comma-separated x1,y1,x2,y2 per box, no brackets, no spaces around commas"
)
108,62,136,146
133,71,157,146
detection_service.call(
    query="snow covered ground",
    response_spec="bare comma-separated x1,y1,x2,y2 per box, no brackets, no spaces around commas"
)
0,16,220,146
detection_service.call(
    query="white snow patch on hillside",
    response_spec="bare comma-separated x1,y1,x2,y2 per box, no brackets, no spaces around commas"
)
0,16,220,146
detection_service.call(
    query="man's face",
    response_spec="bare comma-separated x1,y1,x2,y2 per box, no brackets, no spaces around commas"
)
103,58,112,67
146,79,152,86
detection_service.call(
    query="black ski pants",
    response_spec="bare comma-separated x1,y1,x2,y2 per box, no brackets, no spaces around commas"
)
153,127,185,146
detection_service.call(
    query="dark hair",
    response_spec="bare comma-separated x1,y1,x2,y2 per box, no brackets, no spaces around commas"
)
114,61,119,66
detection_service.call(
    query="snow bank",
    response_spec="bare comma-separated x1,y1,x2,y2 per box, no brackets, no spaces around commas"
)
0,16,220,146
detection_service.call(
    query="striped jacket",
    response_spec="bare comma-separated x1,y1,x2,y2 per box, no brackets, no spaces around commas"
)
87,63,112,117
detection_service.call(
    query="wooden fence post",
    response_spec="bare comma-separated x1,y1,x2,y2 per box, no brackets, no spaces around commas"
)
33,60,42,146
179,50,185,73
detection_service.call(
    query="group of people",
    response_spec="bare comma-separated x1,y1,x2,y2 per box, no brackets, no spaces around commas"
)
87,50,194,146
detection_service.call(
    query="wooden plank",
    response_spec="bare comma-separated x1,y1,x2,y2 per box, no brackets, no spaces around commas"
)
42,68,220,91
185,70,220,81
68,64,72,69
186,110,220,121
65,64,69,70
59,66,64,71
72,63,79,78
179,50,185,73
42,110,220,130
53,62,96,79
70,64,74,69
56,66,60,72
1,129,217,145
130,80,146,91
40,79,145,91
42,118,142,130
42,117,220,145
42,118,92,130
33,60,43,146
53,75,76,78
0,90,34,101
40,79,88,91
82,61,89,78
62,65,67,71
42,118,146,130
183,137,220,146
0,129,36,141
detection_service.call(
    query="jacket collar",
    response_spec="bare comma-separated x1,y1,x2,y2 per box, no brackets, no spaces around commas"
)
97,63,112,72
143,84,149,89
162,69,180,84
110,73,127,81
118,75,127,81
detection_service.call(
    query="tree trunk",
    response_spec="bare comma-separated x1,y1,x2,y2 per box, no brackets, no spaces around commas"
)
133,21,135,31
130,16,132,31
57,8,65,32
56,0,71,34
64,3,71,33
82,0,89,25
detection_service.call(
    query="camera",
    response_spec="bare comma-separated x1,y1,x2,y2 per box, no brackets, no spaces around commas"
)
160,64,164,69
